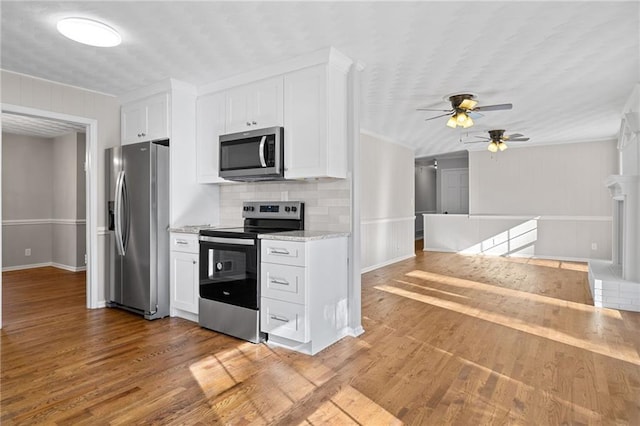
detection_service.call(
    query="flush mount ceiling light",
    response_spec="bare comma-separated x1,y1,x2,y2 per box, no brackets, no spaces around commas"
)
57,17,121,47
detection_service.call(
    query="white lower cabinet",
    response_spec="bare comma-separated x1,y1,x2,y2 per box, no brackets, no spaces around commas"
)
260,236,348,355
169,232,199,322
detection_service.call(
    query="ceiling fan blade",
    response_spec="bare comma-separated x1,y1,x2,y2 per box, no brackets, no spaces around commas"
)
424,113,452,121
508,137,530,142
474,135,490,140
468,111,484,119
505,133,524,139
474,103,513,112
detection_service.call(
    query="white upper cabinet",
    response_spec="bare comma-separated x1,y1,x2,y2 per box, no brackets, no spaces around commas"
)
196,91,226,183
225,77,284,133
284,61,350,179
194,47,353,182
121,92,169,145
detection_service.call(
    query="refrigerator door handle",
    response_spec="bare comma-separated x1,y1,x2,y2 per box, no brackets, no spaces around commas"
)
121,172,130,254
114,170,126,256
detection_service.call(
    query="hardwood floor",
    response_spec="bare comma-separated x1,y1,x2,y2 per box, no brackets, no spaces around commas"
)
2,254,640,425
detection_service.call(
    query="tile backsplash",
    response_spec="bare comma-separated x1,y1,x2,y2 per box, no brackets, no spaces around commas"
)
219,178,351,232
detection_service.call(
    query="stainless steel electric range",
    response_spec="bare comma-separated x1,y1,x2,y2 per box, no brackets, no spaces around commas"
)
198,201,304,343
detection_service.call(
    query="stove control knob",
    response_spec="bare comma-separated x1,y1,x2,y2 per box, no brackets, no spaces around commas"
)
291,206,297,212
285,206,291,212
250,206,255,211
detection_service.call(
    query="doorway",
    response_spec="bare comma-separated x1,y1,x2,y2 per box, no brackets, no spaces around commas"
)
1,105,99,329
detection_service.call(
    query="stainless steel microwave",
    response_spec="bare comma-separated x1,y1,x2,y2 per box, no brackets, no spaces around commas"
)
219,126,284,181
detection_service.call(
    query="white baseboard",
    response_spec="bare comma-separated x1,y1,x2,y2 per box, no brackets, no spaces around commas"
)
2,262,53,272
52,263,87,272
2,262,86,272
361,253,415,274
347,325,365,337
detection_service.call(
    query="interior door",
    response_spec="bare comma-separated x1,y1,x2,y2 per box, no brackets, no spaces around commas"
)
441,168,469,214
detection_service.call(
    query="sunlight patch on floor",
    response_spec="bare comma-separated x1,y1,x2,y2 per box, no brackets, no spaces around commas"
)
395,278,470,300
304,385,403,425
374,284,640,366
406,270,621,319
425,343,603,423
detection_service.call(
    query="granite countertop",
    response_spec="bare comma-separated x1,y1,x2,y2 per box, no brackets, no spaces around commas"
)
169,225,218,234
259,230,350,242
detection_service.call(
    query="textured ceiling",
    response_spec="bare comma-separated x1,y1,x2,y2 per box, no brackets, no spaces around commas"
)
1,113,86,138
1,1,638,157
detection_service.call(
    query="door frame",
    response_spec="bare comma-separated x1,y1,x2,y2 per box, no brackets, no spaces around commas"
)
1,103,99,328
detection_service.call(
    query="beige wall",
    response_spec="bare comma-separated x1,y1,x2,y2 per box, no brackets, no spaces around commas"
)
2,133,53,220
360,132,415,271
1,70,120,228
2,131,87,270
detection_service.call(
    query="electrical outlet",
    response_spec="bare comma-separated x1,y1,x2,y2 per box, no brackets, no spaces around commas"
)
25,248,31,256
591,243,598,251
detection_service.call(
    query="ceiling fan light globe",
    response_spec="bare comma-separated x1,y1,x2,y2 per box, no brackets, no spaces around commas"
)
498,141,508,151
487,141,499,153
462,116,474,128
456,112,467,124
446,116,458,128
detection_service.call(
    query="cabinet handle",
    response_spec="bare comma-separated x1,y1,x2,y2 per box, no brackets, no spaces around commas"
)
269,248,290,255
192,260,197,265
176,240,189,245
246,121,251,126
270,315,290,323
137,132,146,138
252,121,257,125
270,278,289,286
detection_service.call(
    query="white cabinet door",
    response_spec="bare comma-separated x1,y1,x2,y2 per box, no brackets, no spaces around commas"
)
121,93,169,145
145,93,169,141
121,102,147,145
170,250,199,315
225,77,283,133
250,77,283,130
225,85,251,133
196,91,226,183
284,65,347,179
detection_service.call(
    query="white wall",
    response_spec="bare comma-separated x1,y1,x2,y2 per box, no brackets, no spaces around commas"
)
360,131,415,272
469,140,616,216
424,140,618,261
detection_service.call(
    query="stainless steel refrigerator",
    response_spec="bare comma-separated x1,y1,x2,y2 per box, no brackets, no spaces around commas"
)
106,140,170,320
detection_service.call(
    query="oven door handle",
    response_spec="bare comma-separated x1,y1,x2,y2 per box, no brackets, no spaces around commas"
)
199,236,255,246
258,135,267,168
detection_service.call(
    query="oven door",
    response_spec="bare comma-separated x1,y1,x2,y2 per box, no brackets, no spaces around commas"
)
199,236,259,310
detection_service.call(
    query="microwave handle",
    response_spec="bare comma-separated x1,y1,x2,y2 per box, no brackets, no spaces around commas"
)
259,136,267,168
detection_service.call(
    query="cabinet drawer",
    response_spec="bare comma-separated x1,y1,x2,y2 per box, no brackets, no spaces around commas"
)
261,240,305,266
261,298,308,343
261,263,306,304
170,233,199,254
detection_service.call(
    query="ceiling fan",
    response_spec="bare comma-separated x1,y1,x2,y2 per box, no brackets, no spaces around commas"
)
418,93,513,129
466,129,530,152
